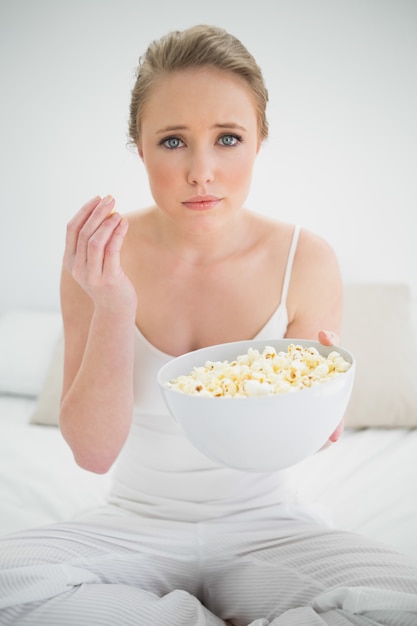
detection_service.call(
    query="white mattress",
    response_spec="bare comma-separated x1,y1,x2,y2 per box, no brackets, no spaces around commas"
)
1,396,417,559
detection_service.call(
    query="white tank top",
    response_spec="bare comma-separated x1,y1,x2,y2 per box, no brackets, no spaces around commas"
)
108,225,315,523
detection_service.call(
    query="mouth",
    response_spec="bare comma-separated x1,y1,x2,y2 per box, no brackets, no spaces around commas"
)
182,195,222,211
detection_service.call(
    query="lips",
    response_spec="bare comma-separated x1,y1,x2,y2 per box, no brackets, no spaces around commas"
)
182,195,221,211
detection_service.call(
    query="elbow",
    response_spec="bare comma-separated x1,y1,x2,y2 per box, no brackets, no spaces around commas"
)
74,453,115,474
59,400,129,474
59,419,120,475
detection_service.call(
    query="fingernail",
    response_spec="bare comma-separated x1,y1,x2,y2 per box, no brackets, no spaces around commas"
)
103,194,114,205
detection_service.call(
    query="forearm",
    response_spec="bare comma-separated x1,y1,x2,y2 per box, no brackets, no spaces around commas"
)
60,307,136,473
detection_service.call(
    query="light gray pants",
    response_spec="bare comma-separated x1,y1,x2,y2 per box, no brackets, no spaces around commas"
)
1,510,417,626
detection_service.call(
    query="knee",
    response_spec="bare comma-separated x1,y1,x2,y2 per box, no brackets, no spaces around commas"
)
160,589,220,624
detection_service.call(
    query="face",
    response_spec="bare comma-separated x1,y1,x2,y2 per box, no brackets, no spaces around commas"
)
138,67,262,234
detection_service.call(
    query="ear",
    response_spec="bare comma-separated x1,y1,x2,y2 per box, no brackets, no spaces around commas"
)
137,142,144,160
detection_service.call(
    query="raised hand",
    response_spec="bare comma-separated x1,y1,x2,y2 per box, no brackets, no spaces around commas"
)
63,195,137,310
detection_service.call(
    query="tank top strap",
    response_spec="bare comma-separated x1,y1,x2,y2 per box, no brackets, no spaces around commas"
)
280,224,301,307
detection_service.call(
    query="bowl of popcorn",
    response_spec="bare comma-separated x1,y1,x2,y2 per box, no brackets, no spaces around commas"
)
157,339,355,472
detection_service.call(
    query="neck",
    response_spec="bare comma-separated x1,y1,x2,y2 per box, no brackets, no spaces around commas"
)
152,208,251,266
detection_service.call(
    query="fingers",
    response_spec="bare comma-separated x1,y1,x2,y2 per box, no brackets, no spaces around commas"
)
63,195,102,270
65,195,115,260
329,418,344,442
74,195,116,269
318,330,340,346
64,195,127,289
320,418,344,450
84,212,124,283
102,217,129,277
80,195,116,234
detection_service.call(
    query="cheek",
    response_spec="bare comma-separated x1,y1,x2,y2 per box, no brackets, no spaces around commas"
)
145,157,184,210
227,152,256,187
147,156,179,190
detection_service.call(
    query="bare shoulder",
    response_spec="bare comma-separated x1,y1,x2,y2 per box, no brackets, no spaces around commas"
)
242,211,296,250
296,227,340,268
244,214,339,279
287,226,343,338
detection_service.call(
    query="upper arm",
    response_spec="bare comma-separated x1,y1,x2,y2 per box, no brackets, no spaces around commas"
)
285,229,343,341
60,267,94,399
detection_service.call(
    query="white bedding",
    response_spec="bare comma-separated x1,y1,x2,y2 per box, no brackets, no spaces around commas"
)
1,395,417,559
287,427,417,557
0,396,112,536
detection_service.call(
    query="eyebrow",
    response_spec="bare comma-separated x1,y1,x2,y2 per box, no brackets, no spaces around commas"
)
156,122,247,134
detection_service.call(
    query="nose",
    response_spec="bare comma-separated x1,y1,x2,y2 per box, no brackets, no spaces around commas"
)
187,148,215,186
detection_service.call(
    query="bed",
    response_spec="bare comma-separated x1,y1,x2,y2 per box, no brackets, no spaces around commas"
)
1,283,417,558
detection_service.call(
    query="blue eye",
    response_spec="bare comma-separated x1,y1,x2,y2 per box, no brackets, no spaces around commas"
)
219,134,241,147
162,136,183,149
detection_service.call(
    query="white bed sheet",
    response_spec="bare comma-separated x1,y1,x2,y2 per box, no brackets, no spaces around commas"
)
0,396,112,536
287,428,417,557
1,396,416,559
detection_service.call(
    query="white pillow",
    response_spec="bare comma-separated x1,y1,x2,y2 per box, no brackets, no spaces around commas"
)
30,333,64,426
342,283,417,428
0,310,62,397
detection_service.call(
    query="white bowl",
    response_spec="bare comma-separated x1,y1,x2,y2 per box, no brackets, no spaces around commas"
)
157,339,355,472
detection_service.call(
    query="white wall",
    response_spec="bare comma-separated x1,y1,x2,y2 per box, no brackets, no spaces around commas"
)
1,0,416,315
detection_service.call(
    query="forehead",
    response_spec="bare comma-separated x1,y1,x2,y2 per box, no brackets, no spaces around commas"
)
141,67,258,129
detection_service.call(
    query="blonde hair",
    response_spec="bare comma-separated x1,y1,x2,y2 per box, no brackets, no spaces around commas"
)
128,25,269,145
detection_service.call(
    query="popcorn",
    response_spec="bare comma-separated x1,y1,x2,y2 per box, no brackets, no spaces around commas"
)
166,344,351,397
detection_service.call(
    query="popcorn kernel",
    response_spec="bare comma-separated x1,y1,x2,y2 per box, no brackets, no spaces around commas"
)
167,344,351,397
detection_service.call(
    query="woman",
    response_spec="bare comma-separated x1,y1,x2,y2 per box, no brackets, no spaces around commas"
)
1,24,417,626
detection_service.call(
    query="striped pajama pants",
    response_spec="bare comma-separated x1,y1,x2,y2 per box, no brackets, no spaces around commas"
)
1,511,417,626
